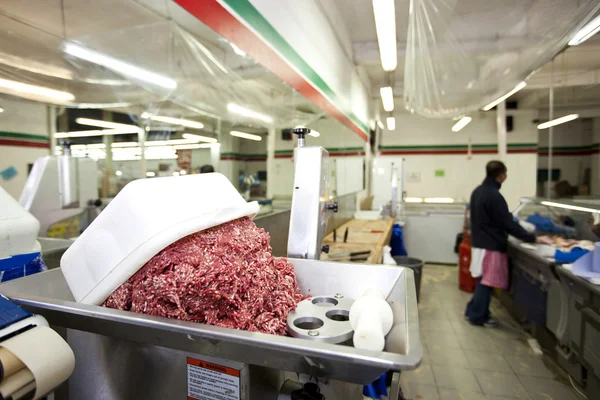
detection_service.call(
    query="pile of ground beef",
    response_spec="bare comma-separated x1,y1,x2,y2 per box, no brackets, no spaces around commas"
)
103,217,305,335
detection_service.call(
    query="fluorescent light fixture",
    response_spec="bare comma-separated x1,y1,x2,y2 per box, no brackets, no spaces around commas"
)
227,103,273,124
405,197,423,203
111,147,176,161
76,117,142,132
230,42,246,57
115,170,123,176
386,117,395,130
54,129,135,138
372,0,397,71
63,43,177,90
173,144,209,150
120,142,220,150
86,143,107,149
424,197,455,204
180,170,187,175
0,77,74,103
182,133,218,143
569,15,600,46
380,86,394,111
377,121,384,129
111,142,138,148
230,131,262,141
482,82,526,111
537,114,579,130
105,152,178,161
452,116,472,132
146,172,156,177
541,201,600,214
0,107,4,113
141,113,205,130
145,139,197,147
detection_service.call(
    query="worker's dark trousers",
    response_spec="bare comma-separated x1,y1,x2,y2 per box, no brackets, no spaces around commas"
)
465,278,493,325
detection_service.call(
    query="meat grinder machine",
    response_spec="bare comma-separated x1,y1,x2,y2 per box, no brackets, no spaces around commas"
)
0,129,422,400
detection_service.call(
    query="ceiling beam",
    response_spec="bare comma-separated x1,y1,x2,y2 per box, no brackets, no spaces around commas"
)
353,37,542,65
536,105,600,119
525,68,600,90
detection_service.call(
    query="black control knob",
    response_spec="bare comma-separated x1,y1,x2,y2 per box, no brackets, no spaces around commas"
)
326,202,338,213
292,127,311,136
321,245,330,254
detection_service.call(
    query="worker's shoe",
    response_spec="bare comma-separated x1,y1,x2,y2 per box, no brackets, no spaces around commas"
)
483,318,499,328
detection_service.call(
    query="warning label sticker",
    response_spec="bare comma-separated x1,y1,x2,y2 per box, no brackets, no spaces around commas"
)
187,357,240,400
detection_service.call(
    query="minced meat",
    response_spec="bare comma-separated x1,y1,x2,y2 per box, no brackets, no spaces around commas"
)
103,217,305,335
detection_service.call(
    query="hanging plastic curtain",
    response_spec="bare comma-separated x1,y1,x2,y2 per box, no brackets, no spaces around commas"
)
404,0,600,118
59,21,315,128
0,0,317,129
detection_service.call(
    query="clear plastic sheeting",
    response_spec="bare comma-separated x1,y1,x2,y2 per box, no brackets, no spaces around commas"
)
404,0,600,118
0,13,317,128
61,21,316,128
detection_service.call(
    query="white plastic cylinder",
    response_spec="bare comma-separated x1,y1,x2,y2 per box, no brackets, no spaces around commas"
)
350,289,394,352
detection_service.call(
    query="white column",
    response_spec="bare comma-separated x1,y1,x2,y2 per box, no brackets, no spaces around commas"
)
364,139,371,195
496,101,507,160
102,111,113,197
375,124,381,157
547,74,554,199
102,134,113,198
266,127,276,199
138,124,147,179
47,106,57,155
211,119,221,172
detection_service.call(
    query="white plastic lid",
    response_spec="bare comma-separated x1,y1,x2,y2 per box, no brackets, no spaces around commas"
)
61,173,259,305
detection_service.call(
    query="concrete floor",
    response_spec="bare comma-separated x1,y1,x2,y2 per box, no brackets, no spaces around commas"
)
400,264,583,400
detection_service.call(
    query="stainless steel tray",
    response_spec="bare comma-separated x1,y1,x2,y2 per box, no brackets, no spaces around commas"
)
0,259,422,384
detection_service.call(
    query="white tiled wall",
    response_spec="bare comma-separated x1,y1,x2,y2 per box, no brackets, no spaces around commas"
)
376,110,540,209
373,153,537,210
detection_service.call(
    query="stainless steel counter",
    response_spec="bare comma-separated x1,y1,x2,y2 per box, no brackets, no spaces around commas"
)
506,234,600,398
506,239,559,329
0,258,421,399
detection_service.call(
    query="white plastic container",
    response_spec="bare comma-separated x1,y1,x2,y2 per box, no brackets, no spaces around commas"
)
349,289,394,352
61,173,259,305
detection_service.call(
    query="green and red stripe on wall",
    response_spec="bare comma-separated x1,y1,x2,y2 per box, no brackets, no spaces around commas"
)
220,147,365,161
379,143,537,156
0,132,49,149
537,143,600,157
275,147,365,159
174,0,369,141
221,152,267,162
